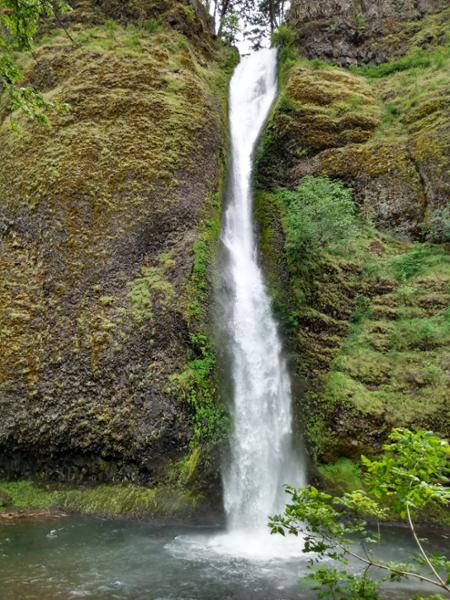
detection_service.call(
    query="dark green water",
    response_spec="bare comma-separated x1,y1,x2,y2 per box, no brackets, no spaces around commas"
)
0,516,447,599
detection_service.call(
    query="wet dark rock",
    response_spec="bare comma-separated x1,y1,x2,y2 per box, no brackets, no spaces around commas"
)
288,0,449,66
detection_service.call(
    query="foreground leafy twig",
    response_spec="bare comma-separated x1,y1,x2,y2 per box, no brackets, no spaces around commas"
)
1,0,71,124
270,429,450,599
406,503,449,592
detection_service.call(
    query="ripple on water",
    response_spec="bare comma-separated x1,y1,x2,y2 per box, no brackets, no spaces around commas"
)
167,528,306,561
1,517,447,600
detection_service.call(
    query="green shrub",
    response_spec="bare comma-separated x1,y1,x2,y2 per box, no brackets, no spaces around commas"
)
182,4,195,25
193,239,208,291
318,458,362,494
351,294,372,323
391,245,429,281
389,309,450,350
354,12,367,27
143,17,163,34
104,19,118,37
309,57,333,69
272,25,300,84
271,25,296,49
276,176,360,264
270,429,450,599
170,334,229,453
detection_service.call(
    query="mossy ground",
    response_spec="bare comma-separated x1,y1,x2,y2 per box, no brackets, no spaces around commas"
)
0,479,203,519
359,40,450,230
0,2,236,494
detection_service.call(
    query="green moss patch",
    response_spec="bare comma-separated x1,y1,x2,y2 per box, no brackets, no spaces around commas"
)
128,260,174,324
318,458,362,496
0,480,203,518
255,177,450,467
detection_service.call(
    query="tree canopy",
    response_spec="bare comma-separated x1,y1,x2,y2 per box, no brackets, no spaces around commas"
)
210,0,288,47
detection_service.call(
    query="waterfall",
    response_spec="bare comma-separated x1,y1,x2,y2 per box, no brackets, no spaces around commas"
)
220,48,305,534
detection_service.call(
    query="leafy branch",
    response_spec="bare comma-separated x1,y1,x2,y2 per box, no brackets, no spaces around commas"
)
0,0,71,126
270,429,450,599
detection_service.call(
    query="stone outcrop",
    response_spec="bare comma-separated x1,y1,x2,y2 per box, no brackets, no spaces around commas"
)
288,0,449,66
0,0,231,487
259,30,449,238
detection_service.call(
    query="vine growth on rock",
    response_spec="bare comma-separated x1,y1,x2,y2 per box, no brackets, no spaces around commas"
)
1,0,71,125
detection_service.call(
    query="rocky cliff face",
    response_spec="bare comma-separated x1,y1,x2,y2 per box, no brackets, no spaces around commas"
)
0,0,233,490
260,9,450,238
290,0,445,22
0,0,448,520
256,3,450,479
288,0,449,66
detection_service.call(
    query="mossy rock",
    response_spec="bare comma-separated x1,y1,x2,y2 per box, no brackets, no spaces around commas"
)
254,181,450,473
261,36,449,237
316,141,427,237
288,1,449,67
257,63,381,187
0,6,232,493
0,479,208,520
59,0,215,55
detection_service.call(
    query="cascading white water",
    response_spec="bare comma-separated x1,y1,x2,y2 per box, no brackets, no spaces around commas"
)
166,48,305,561
221,48,305,534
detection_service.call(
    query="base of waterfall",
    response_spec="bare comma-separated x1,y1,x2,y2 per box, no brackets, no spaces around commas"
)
166,527,306,561
2,516,444,599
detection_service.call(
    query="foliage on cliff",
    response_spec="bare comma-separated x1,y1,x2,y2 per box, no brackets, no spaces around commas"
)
0,0,73,126
255,7,450,507
256,175,450,469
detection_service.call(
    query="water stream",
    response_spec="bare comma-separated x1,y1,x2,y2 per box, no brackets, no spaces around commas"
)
1,517,446,599
220,47,304,534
